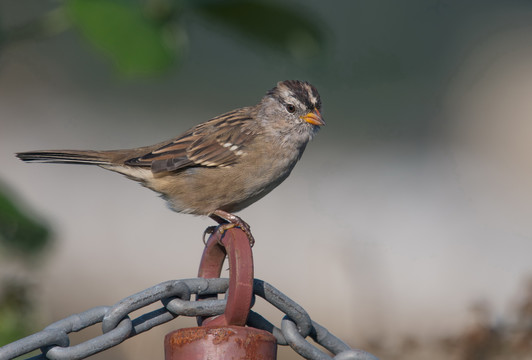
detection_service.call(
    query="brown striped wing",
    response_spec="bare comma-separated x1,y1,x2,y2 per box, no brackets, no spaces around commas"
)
124,108,256,174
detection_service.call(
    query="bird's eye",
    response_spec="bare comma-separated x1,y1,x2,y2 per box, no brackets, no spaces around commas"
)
286,104,296,113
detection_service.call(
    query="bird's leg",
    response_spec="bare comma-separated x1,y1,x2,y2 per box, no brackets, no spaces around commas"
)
209,210,255,246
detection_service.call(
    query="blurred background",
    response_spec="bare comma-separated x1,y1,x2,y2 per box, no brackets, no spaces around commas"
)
2,1,532,359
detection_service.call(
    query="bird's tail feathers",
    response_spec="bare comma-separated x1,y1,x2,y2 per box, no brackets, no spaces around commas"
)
16,150,113,165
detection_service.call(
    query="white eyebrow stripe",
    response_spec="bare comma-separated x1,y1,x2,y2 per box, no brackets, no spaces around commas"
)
303,83,318,105
308,93,317,105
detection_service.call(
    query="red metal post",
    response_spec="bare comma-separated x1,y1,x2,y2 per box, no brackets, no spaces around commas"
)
164,227,277,359
164,326,277,360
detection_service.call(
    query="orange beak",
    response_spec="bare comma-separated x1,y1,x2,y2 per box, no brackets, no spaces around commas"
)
301,108,325,126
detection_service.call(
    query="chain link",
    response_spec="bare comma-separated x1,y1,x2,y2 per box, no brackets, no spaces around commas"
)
0,278,378,360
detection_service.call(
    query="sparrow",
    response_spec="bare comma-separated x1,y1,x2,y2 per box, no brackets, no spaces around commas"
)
16,80,325,244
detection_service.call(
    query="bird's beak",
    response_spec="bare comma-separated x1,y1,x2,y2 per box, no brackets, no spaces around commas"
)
301,108,325,126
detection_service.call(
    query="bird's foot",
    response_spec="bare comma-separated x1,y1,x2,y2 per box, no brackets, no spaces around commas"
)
208,210,255,247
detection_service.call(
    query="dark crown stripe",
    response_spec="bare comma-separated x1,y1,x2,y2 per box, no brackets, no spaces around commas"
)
268,80,321,110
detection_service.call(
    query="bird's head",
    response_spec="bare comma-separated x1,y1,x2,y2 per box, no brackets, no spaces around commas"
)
259,80,325,143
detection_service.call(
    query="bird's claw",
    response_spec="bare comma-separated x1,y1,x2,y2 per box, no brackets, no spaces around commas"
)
203,226,217,245
206,210,255,247
217,221,255,247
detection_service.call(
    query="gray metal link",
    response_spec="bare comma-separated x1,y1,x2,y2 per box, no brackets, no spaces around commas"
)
102,280,191,333
333,350,381,360
0,306,109,360
46,317,132,360
247,310,288,344
0,278,378,360
164,297,226,317
283,316,331,360
281,317,379,360
252,279,313,339
310,320,350,354
0,329,67,360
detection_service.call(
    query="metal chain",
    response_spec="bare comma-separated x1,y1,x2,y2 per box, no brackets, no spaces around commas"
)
0,278,378,360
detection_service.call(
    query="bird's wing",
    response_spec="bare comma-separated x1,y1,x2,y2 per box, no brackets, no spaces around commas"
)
124,108,256,174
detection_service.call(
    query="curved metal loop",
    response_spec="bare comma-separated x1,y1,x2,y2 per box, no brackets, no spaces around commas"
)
311,321,379,359
281,316,331,360
0,328,68,360
182,277,230,296
102,280,191,333
45,317,132,360
246,310,288,345
37,329,69,350
334,350,381,360
310,320,351,355
197,227,254,326
280,317,380,360
252,279,313,338
164,298,227,317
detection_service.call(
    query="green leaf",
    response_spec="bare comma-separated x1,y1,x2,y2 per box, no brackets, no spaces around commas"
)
65,0,176,76
194,0,324,59
0,190,49,255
